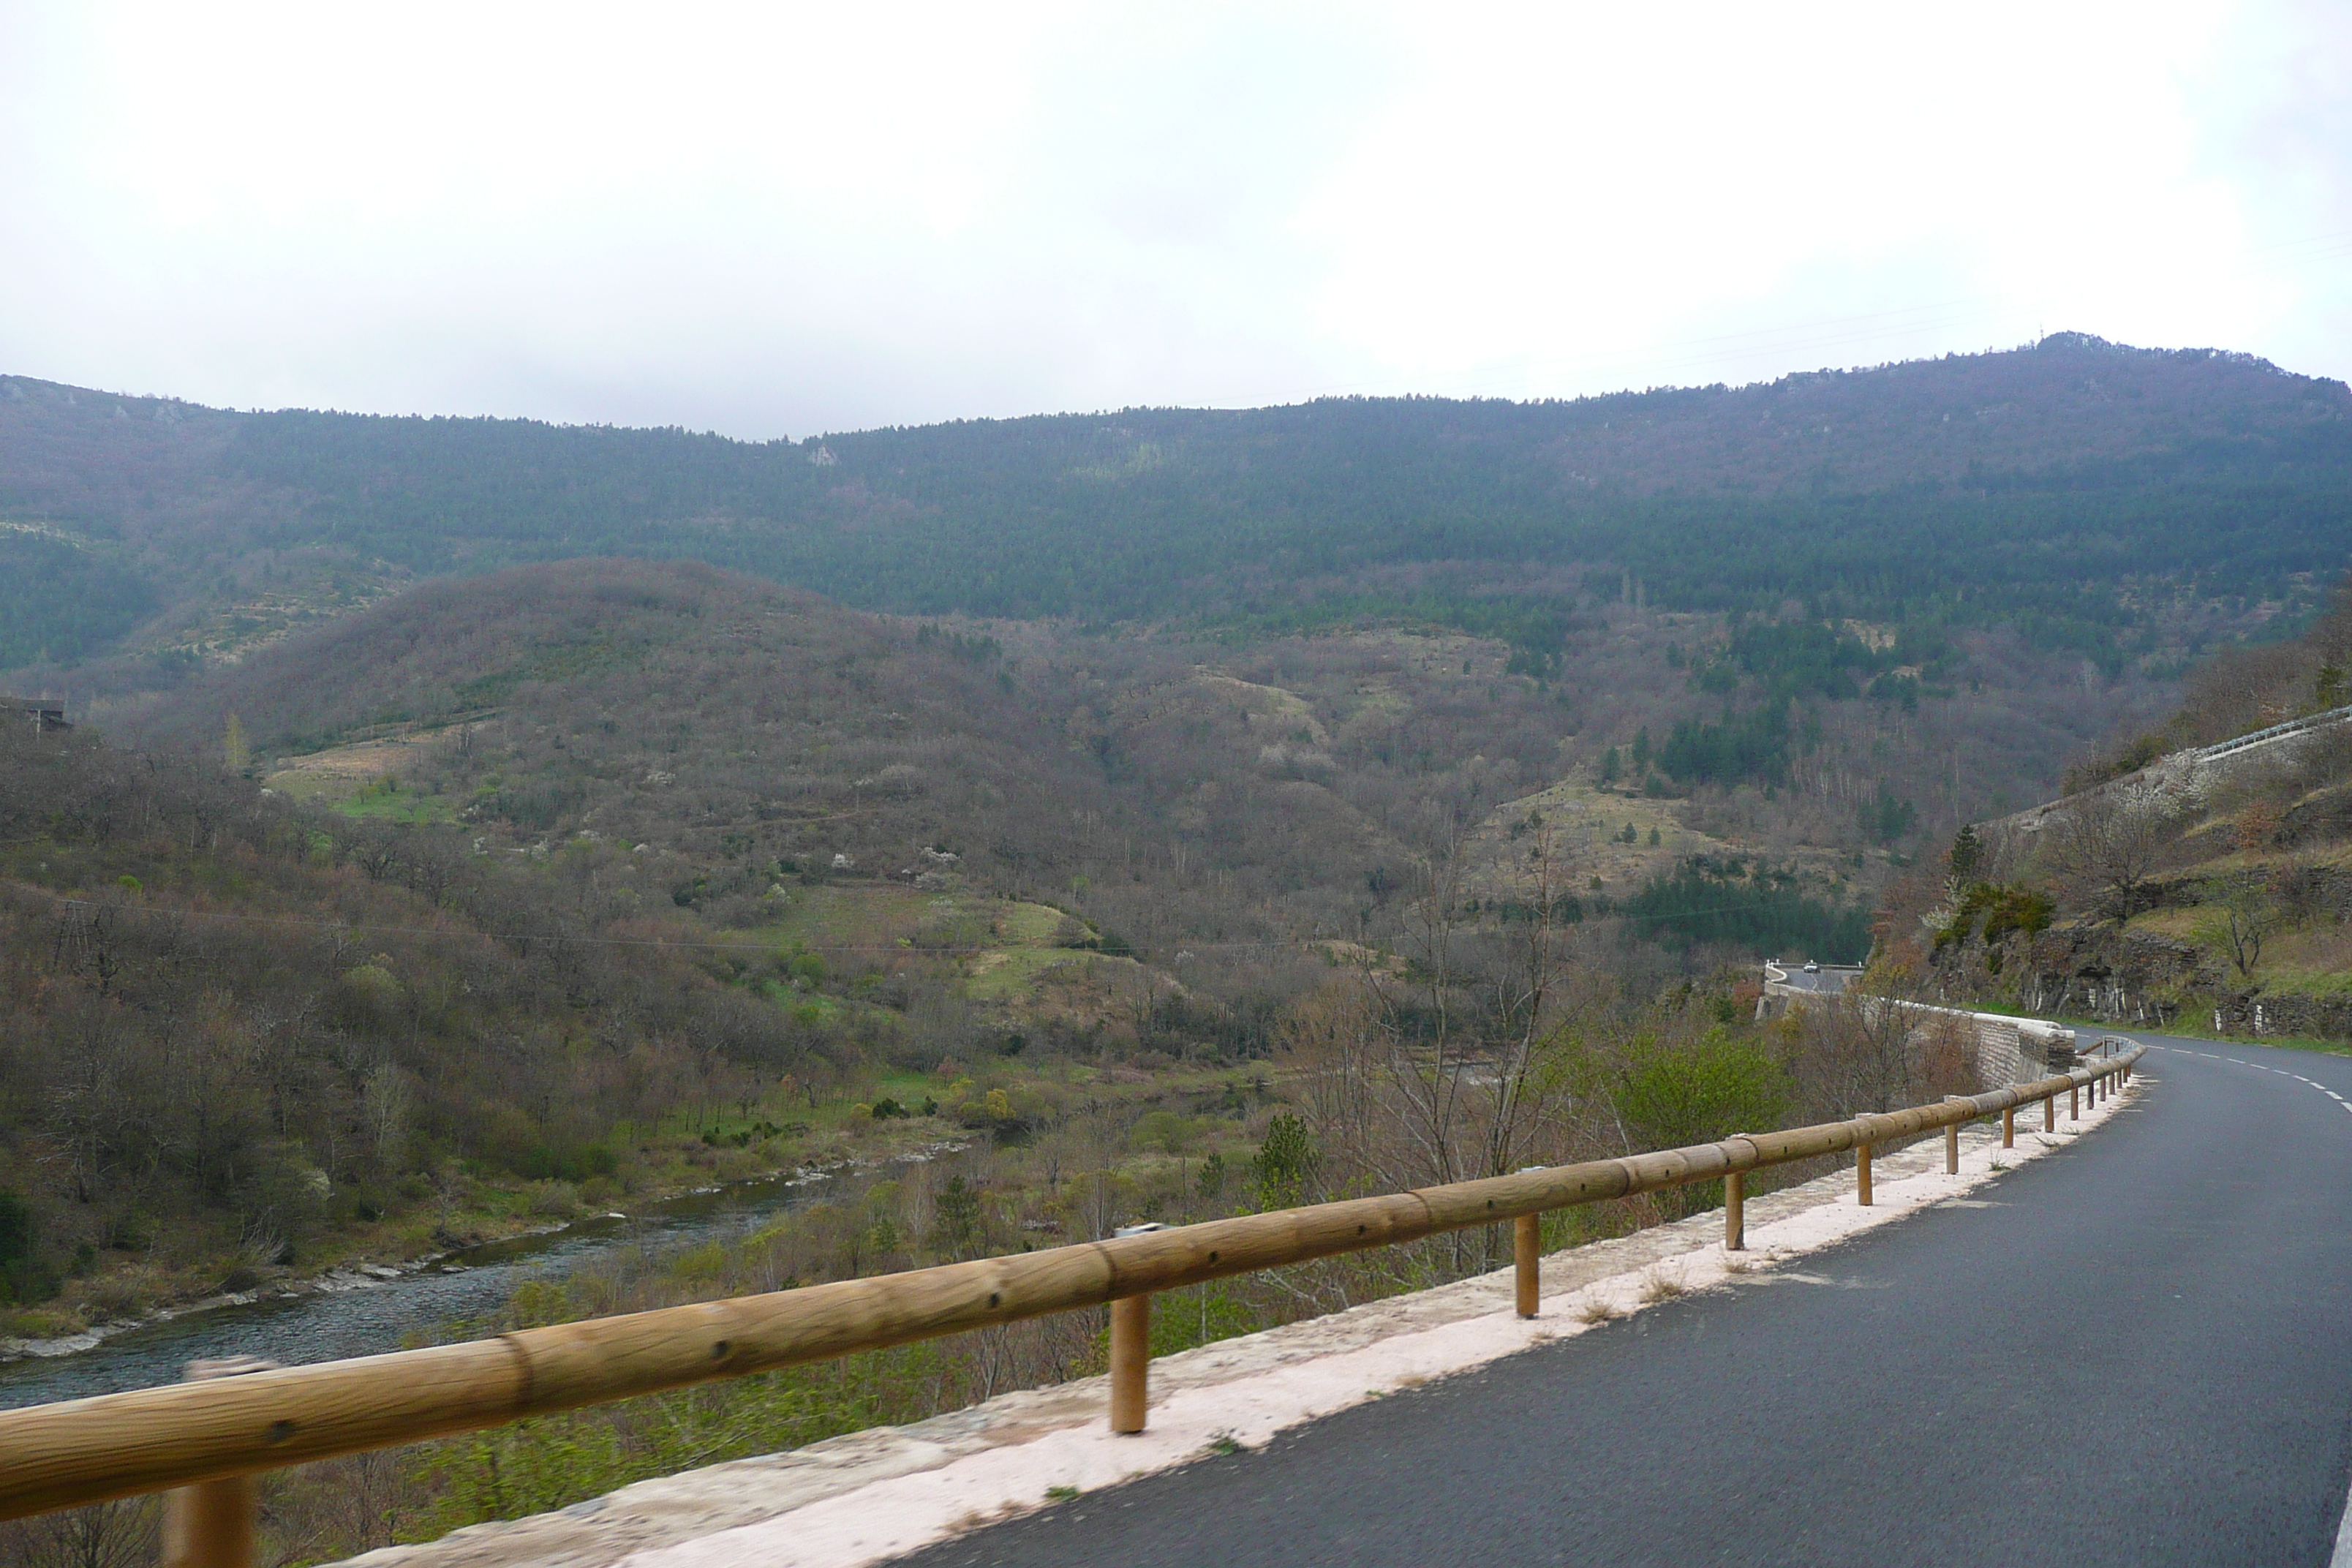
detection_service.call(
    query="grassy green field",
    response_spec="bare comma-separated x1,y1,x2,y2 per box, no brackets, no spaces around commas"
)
732,886,1071,950
265,767,461,823
723,886,1101,1000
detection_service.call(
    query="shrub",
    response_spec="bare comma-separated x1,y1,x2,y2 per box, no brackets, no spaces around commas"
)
1128,1111,1196,1155
505,1139,619,1183
1934,882,2053,953
1252,1114,1318,1210
0,1192,59,1305
526,1181,583,1219
2061,731,2171,795
1616,1029,1788,1156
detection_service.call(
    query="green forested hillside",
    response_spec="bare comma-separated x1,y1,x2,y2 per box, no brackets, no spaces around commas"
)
178,338,2352,644
4,333,2348,683
0,529,154,668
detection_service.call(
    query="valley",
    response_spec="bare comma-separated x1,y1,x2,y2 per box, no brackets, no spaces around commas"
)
1,334,2348,1562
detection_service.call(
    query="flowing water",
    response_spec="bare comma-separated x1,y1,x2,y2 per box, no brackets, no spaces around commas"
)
0,1171,837,1411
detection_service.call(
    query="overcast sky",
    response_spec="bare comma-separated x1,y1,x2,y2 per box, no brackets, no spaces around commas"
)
3,1,2348,439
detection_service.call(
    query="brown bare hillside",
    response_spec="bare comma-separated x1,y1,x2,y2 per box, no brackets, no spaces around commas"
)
113,559,1115,919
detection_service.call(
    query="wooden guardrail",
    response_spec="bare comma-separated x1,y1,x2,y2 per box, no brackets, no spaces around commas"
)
0,1048,2144,1565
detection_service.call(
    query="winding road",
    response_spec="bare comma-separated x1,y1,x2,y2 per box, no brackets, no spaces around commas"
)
1764,959,1856,995
894,1034,2352,1567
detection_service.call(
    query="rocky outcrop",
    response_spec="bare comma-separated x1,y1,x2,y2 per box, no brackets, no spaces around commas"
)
2206,990,2352,1041
1931,918,2352,1042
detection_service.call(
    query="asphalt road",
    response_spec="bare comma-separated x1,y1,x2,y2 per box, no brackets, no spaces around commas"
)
897,1035,2352,1568
1771,962,1853,995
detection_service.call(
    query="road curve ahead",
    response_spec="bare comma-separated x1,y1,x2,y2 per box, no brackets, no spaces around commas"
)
897,1036,2352,1568
1766,960,1853,996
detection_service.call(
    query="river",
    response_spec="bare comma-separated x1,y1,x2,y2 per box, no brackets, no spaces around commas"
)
0,1169,842,1411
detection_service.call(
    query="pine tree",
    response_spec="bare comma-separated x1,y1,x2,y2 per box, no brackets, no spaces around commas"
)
931,1175,983,1259
1252,1114,1318,1211
1948,823,1983,885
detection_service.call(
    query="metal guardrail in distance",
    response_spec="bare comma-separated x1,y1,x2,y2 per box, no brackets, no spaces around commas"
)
2194,701,2352,762
0,1049,2144,1565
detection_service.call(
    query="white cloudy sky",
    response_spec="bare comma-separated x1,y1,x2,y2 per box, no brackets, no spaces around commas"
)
2,0,2348,438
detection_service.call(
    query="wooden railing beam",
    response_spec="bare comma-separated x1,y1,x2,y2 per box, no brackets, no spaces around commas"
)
0,1051,2144,1524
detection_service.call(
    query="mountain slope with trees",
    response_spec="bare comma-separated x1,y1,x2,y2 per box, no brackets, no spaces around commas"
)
0,716,832,1332
116,554,2169,1029
4,333,2346,687
1878,576,2352,1040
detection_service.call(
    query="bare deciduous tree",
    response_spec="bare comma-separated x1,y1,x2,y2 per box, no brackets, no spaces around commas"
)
2037,784,2178,916
2199,883,2278,981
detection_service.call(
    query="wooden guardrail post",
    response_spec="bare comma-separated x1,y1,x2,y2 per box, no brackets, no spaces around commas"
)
1940,1096,1972,1174
1108,1223,1164,1434
2043,1093,2055,1131
1724,1170,1745,1251
161,1358,276,1568
1513,1214,1541,1317
2069,1084,2079,1120
2001,1106,2014,1148
1108,1295,1149,1433
1856,1142,1874,1206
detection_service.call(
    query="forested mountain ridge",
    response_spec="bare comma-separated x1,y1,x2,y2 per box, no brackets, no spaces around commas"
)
5,332,2348,681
